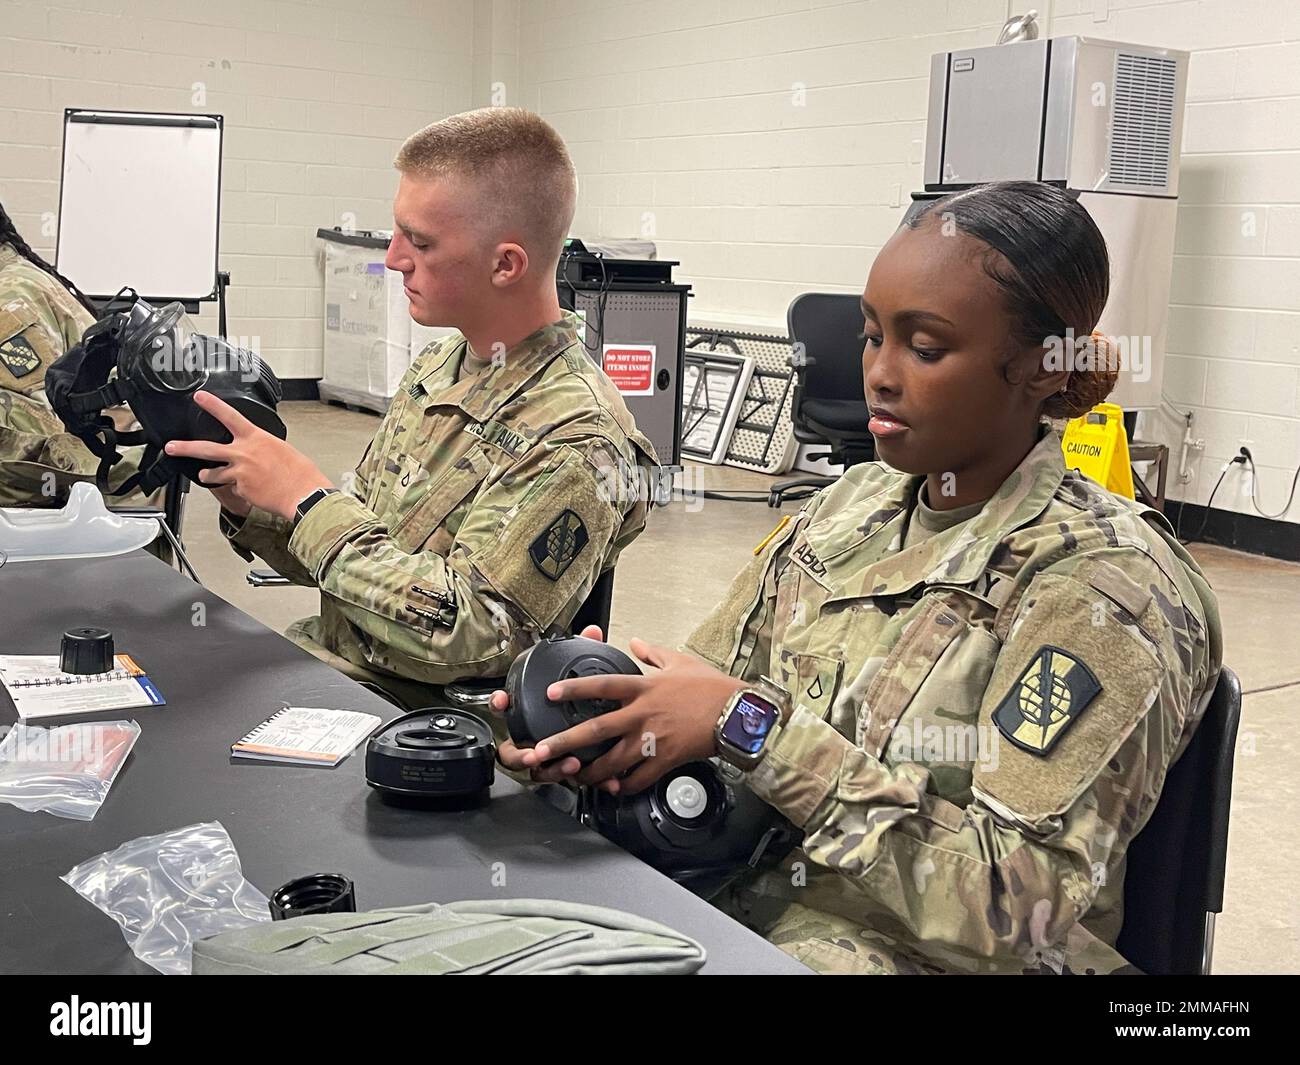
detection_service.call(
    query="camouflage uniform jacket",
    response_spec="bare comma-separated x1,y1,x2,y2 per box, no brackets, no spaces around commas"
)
688,430,1221,974
226,313,657,697
0,245,152,507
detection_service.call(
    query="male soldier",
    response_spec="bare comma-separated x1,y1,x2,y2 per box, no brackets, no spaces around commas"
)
0,205,150,507
167,108,656,706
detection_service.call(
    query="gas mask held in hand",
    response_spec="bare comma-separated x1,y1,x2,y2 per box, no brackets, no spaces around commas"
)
504,634,800,896
45,289,286,497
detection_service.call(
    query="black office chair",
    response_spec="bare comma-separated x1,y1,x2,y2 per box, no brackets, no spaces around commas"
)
1116,667,1242,974
570,567,615,636
768,292,875,507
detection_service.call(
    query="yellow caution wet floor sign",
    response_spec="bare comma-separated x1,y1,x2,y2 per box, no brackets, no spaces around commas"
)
1061,402,1135,499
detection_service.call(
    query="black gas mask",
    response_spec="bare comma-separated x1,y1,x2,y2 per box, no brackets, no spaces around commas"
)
504,635,800,896
45,289,286,497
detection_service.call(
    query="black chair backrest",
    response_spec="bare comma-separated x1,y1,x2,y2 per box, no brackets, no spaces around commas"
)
571,567,616,637
1116,667,1242,974
787,292,867,405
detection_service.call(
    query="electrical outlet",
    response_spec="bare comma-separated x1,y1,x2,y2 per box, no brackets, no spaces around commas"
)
1237,465,1253,499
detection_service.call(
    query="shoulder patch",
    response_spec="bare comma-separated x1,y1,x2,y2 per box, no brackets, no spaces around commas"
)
0,335,41,379
992,646,1102,756
529,509,589,581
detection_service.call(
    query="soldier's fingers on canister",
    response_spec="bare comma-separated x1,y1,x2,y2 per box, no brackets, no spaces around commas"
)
495,738,529,770
546,673,644,705
529,756,583,784
531,706,642,763
613,757,671,797
488,690,510,714
165,437,236,462
574,737,644,787
193,390,256,436
578,624,604,641
628,637,678,670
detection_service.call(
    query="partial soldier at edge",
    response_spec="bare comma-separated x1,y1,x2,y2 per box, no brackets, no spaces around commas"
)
0,202,153,508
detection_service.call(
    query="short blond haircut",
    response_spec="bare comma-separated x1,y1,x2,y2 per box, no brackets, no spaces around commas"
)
395,107,577,267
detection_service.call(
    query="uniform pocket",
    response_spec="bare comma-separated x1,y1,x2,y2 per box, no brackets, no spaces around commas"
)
880,622,1001,804
389,443,492,552
785,652,843,723
858,595,967,758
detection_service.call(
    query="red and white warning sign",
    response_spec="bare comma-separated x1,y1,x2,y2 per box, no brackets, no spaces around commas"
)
602,343,656,396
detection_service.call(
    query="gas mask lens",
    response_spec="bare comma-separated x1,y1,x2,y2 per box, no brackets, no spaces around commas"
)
131,302,206,393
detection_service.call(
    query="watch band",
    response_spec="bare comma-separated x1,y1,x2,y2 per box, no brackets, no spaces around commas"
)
756,675,794,724
293,487,338,528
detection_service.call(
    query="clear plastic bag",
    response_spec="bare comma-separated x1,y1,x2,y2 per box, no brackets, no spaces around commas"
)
61,821,272,975
0,720,140,821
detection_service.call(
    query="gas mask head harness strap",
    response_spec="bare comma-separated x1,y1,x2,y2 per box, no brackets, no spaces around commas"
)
45,288,286,497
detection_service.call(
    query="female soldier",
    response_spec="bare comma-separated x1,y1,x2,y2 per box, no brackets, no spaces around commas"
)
0,201,146,506
494,180,1222,975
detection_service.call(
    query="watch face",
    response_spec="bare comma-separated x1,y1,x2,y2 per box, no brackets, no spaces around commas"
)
720,692,780,755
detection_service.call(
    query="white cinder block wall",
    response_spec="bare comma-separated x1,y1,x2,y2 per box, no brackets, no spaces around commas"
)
1,0,473,381
6,0,1298,525
509,0,1300,525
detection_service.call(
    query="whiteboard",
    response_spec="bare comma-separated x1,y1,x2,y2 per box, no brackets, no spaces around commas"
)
56,110,223,302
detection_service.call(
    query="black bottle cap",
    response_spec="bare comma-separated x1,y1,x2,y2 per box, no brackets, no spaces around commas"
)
269,873,356,921
59,627,115,675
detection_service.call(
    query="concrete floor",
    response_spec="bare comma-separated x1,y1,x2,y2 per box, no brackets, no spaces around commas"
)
178,401,1299,974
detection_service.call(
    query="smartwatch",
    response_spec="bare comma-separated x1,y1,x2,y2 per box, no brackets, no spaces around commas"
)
293,487,338,528
714,676,793,771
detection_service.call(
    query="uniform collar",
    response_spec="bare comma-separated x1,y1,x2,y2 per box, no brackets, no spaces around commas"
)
412,312,581,422
0,245,19,270
812,429,1067,599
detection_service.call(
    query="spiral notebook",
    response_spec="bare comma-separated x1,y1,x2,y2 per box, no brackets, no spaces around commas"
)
0,654,166,720
231,706,382,766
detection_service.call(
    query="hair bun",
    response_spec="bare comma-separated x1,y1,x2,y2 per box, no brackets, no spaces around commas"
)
1045,330,1121,419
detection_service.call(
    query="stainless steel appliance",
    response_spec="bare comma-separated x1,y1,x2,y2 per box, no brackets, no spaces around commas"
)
919,36,1189,411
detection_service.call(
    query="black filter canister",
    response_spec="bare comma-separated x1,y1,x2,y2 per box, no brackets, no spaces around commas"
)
504,634,642,765
269,873,356,921
59,627,115,675
365,708,495,807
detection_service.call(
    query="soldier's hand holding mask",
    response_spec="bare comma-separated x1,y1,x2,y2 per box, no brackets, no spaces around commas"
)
490,627,745,795
165,391,333,521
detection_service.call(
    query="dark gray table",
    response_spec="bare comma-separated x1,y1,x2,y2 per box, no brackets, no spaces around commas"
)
0,552,807,974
